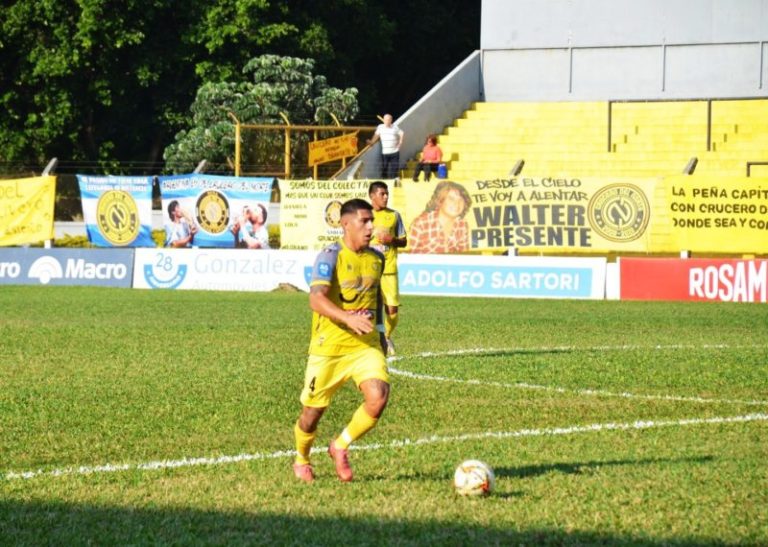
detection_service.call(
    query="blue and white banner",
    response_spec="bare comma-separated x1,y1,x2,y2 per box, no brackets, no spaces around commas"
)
77,175,155,247
398,254,607,299
158,174,273,248
0,248,134,287
133,248,314,291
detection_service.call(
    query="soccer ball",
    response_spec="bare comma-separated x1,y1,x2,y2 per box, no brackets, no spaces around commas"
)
453,459,495,496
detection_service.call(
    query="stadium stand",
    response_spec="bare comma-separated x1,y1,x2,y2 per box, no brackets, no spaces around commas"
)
404,99,767,181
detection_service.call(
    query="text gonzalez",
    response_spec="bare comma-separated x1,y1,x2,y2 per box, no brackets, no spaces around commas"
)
192,253,298,275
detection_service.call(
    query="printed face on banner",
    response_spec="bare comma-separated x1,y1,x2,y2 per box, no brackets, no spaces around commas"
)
158,174,273,249
394,177,657,254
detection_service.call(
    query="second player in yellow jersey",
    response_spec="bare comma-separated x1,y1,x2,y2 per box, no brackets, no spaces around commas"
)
368,181,407,355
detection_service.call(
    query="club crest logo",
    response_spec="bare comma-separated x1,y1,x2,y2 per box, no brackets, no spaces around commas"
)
324,200,343,228
196,190,230,234
588,184,650,242
97,190,140,245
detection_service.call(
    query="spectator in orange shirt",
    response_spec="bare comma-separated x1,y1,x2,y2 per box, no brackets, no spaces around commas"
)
411,134,443,182
408,181,472,254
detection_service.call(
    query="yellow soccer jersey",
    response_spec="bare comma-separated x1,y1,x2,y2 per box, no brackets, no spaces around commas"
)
371,207,405,275
308,241,385,356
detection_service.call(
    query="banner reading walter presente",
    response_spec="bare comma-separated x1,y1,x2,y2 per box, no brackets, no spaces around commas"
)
0,176,56,246
279,179,375,250
158,174,273,248
393,177,661,253
664,175,768,253
77,175,155,247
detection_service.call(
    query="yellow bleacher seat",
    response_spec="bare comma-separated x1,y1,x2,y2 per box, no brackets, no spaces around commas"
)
405,99,766,181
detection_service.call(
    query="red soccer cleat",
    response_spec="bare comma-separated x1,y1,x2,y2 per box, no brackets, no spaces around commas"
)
292,462,315,483
328,440,353,482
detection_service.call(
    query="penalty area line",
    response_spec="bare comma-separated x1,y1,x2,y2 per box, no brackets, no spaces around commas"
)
2,413,767,482
387,343,768,361
388,367,768,407
386,344,768,407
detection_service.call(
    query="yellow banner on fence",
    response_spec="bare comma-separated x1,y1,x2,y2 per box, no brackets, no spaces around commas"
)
276,175,768,255
0,176,56,246
392,177,663,253
663,175,768,253
279,179,371,250
308,132,358,166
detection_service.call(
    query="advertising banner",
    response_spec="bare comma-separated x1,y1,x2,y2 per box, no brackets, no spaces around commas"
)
619,257,768,303
0,248,134,287
0,176,56,246
391,177,661,254
279,179,372,250
133,248,315,291
158,174,273,248
132,247,606,299
663,175,768,253
398,254,606,299
77,175,155,247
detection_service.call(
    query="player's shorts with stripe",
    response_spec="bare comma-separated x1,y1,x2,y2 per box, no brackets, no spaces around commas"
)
379,273,400,307
300,346,389,408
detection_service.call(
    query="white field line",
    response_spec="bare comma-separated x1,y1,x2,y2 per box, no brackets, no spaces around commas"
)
387,345,768,407
387,343,768,361
3,413,767,482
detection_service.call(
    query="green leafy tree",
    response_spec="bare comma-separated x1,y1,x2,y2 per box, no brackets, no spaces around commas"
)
0,0,479,177
164,55,359,177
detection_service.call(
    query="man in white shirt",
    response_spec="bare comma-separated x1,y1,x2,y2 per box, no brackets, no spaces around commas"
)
368,114,404,179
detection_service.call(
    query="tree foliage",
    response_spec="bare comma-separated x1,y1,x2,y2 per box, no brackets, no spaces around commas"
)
163,55,359,176
0,0,480,175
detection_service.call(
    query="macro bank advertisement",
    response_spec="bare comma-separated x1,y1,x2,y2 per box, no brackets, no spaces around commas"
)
0,248,134,287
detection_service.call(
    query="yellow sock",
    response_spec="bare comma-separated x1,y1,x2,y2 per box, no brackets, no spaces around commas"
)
384,311,399,339
294,421,316,465
335,404,378,450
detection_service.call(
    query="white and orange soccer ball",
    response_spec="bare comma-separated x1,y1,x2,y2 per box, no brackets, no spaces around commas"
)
453,459,495,497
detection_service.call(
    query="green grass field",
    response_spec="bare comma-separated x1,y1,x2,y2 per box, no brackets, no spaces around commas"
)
1,286,766,545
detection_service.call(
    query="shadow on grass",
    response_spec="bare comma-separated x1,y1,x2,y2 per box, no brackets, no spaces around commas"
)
0,499,727,546
495,455,715,479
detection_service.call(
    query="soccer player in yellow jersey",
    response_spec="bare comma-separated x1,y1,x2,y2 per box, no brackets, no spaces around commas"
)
293,198,389,483
368,181,407,355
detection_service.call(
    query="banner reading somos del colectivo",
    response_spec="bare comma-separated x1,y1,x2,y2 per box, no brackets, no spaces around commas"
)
279,179,374,250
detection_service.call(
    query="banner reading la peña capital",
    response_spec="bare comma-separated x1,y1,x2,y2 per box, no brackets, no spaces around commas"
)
0,176,56,246
77,175,155,247
158,174,274,248
663,175,768,253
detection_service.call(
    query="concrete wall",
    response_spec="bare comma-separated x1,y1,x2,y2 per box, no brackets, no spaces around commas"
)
481,0,768,101
337,51,483,180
